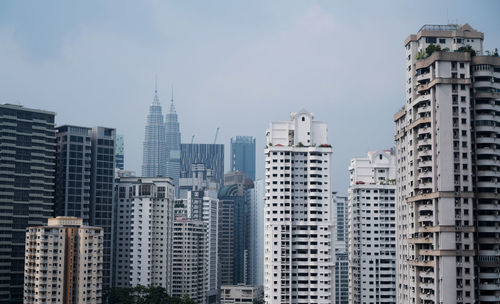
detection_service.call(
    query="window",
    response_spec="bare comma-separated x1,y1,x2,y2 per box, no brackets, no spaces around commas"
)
439,38,446,43
425,37,437,43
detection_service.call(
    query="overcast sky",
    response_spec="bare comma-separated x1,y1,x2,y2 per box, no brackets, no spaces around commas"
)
1,0,499,194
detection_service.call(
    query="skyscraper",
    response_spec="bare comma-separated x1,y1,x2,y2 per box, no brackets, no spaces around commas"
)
115,134,124,170
0,104,56,303
218,176,247,286
142,85,167,177
332,193,348,304
395,24,500,303
171,218,208,304
230,136,256,180
24,217,103,304
181,143,224,184
55,125,115,290
90,127,116,290
55,125,92,223
348,150,396,304
264,109,334,304
247,179,265,286
165,91,181,188
113,177,175,289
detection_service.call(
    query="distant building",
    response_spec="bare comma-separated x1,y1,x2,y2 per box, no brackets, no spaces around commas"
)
348,150,396,304
165,93,181,188
332,193,348,304
115,134,124,170
0,104,56,303
113,177,175,290
247,179,265,286
142,85,167,178
177,163,219,303
218,176,247,285
181,143,224,185
334,252,349,304
24,217,103,304
333,192,348,252
221,284,263,304
230,136,256,180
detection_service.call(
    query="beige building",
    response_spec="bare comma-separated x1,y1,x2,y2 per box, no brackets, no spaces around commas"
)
24,217,103,304
395,24,500,304
221,284,263,304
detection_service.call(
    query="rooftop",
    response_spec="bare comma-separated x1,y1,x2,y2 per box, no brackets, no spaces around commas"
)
419,24,460,32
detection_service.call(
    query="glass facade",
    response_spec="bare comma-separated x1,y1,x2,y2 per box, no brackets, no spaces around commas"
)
230,136,256,180
181,144,224,185
0,104,56,303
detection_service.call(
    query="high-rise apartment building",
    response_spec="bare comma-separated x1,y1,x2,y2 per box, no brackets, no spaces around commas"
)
181,143,224,185
171,218,208,303
247,179,265,286
177,165,220,303
142,85,167,177
395,24,500,303
348,150,397,304
264,109,334,304
24,217,103,304
230,136,256,180
165,93,181,188
113,177,175,289
115,134,124,170
0,104,56,303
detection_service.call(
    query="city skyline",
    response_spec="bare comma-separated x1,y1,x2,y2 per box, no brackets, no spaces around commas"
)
2,1,499,194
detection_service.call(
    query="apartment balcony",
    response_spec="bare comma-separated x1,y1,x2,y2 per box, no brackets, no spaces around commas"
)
473,80,495,89
417,106,431,117
479,295,500,303
479,282,500,291
417,126,431,137
477,181,498,189
476,124,500,133
407,236,434,244
416,72,431,84
476,136,498,145
414,94,431,106
419,170,432,179
418,149,432,158
420,292,435,301
475,102,498,112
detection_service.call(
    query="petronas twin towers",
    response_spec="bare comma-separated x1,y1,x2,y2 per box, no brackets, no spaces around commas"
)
142,83,181,186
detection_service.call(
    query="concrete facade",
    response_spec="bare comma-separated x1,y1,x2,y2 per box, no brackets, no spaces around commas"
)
264,110,334,304
24,217,103,304
348,150,397,304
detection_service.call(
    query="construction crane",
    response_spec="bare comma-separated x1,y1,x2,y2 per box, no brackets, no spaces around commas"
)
214,127,220,144
191,135,195,144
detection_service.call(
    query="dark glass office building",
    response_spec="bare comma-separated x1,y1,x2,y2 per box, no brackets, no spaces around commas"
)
230,136,256,180
181,143,224,185
0,104,56,303
55,125,115,290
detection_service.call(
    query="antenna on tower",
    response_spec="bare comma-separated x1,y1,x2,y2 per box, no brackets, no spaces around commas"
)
155,74,158,94
171,84,174,102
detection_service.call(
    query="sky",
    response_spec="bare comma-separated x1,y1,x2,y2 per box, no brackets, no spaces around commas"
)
1,0,499,195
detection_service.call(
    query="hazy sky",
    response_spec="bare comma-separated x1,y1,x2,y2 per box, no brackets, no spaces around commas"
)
1,0,499,194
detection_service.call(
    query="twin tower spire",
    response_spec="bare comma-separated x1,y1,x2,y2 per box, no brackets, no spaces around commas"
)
142,78,181,187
